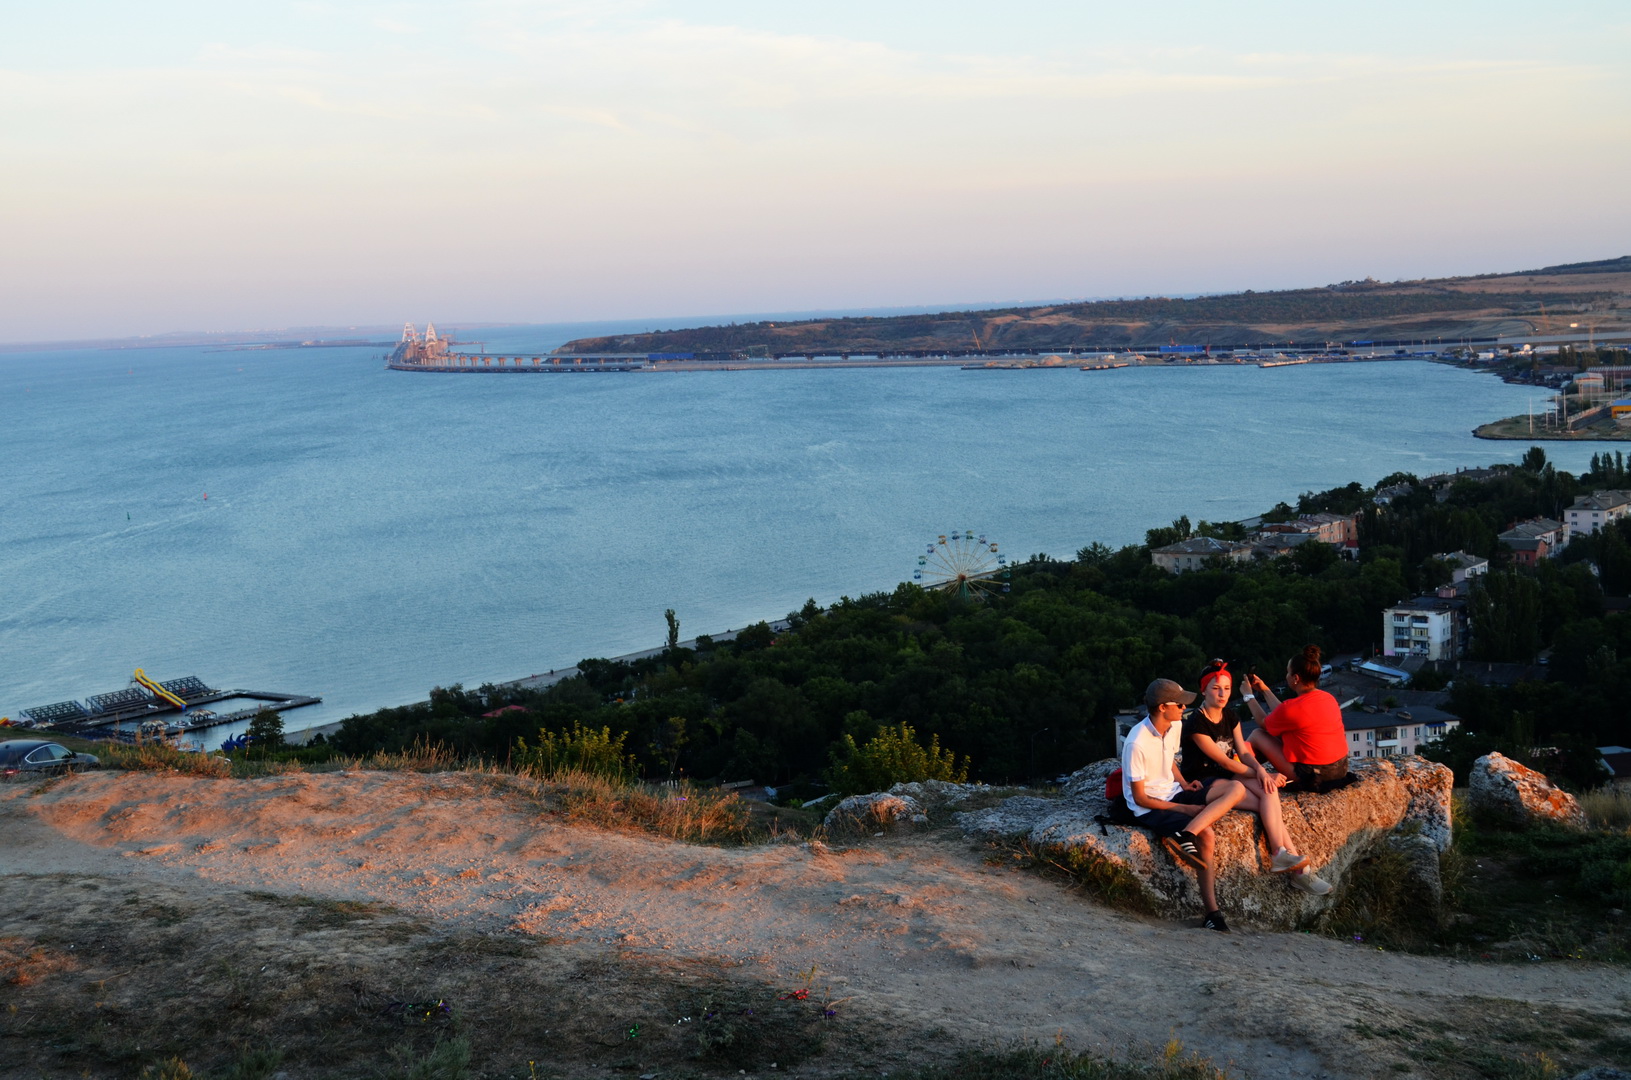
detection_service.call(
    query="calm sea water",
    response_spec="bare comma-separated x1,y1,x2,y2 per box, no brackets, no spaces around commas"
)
0,327,1587,744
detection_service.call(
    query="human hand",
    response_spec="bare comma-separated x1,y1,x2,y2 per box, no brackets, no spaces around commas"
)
1180,778,1201,792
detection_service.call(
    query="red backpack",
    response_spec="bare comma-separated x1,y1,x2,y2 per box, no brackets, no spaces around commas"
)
1099,767,1135,827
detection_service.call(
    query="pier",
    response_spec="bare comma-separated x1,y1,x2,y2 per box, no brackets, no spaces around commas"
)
20,676,321,740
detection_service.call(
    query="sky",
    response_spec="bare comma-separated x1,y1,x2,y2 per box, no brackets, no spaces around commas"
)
3,1,1629,342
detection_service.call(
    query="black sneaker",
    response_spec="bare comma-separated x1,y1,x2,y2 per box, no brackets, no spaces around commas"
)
1201,910,1230,933
1161,830,1206,871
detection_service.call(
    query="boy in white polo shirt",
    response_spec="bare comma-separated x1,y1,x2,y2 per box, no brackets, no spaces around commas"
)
1121,678,1245,932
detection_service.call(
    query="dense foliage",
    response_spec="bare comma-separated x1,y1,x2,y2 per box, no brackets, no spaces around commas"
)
327,447,1631,792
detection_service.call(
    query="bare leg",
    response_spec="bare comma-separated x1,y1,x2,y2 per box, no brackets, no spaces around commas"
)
1195,828,1219,913
1233,782,1298,858
1186,780,1245,834
1249,728,1296,777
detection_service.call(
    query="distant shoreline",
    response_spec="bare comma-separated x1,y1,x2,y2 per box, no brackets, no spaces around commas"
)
1474,416,1631,441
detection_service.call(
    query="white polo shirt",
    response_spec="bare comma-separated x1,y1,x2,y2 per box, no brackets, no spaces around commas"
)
1121,717,1181,816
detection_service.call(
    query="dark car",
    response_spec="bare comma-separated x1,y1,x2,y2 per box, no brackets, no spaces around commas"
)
0,739,102,778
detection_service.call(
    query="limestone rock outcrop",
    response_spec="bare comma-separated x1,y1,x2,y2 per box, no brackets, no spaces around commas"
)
1468,752,1586,828
823,792,926,830
955,756,1454,929
821,780,991,830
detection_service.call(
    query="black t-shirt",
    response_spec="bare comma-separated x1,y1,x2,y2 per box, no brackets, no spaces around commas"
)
1180,708,1242,782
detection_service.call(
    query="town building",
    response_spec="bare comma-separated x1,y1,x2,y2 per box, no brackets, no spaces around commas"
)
1433,550,1489,584
1614,399,1631,427
1373,482,1415,506
1498,517,1570,566
1382,589,1469,661
1565,490,1631,536
1424,466,1507,502
1599,746,1631,787
1340,705,1461,760
1149,536,1253,573
1259,512,1359,553
1112,708,1143,756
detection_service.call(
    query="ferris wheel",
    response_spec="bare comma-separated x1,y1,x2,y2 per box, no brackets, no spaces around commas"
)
913,531,1010,599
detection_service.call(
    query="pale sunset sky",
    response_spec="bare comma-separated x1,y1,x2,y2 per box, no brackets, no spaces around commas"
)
3,1,1628,341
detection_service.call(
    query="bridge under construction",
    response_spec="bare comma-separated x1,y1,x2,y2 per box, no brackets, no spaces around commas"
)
387,323,655,372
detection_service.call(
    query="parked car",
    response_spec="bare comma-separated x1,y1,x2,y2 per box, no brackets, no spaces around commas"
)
0,739,101,778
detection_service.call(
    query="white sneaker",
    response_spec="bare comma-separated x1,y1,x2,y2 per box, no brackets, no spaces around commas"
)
1271,848,1308,873
1288,870,1333,895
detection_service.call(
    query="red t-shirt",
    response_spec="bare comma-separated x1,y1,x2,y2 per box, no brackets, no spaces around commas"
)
1261,688,1347,765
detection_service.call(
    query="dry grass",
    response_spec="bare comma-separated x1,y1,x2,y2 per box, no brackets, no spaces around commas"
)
101,741,231,778
542,769,762,845
1002,841,1159,915
86,738,784,847
1579,785,1631,832
0,936,79,987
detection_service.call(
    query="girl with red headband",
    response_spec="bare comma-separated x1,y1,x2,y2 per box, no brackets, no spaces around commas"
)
1182,659,1331,895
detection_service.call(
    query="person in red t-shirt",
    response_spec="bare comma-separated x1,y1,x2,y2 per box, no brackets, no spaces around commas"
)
1241,644,1350,792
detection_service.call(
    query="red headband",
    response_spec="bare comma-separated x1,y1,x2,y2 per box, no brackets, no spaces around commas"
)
1199,664,1230,693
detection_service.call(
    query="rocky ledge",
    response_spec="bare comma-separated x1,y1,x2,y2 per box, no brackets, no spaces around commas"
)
954,757,1453,929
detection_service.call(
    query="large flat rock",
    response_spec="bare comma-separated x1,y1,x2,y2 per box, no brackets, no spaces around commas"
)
956,757,1453,928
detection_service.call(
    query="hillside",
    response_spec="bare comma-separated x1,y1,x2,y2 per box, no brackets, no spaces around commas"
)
5,768,1629,1079
559,257,1631,356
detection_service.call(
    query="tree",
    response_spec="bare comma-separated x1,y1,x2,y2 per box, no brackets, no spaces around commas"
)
1144,516,1193,549
1521,446,1548,473
246,708,285,751
1470,572,1543,661
665,608,680,650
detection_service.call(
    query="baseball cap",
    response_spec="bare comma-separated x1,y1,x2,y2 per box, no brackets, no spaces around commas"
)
1144,678,1197,708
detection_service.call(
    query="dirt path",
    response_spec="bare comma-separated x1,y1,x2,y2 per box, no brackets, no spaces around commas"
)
3,770,1627,1079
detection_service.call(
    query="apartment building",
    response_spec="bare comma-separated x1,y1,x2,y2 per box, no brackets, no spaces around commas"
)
1567,490,1631,536
1382,590,1469,661
1341,705,1461,760
1149,536,1253,573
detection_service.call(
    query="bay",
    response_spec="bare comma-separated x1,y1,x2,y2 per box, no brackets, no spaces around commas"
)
0,325,1586,744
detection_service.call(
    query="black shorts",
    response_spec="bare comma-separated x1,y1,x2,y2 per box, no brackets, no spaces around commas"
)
1287,758,1350,793
1132,785,1208,836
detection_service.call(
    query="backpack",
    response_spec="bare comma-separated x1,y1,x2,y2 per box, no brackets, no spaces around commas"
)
1097,767,1135,830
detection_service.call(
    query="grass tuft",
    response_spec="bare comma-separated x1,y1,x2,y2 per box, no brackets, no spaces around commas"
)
543,769,760,845
1580,785,1631,832
1319,843,1448,950
397,1035,471,1080
0,936,79,987
102,740,231,777
1004,841,1158,915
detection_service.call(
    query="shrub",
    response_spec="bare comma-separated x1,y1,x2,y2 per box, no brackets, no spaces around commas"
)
827,722,967,796
514,722,634,780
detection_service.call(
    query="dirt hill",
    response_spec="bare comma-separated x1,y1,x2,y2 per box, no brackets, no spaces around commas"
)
3,769,1627,1079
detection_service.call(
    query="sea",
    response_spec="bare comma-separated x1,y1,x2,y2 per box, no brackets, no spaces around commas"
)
0,323,1591,748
